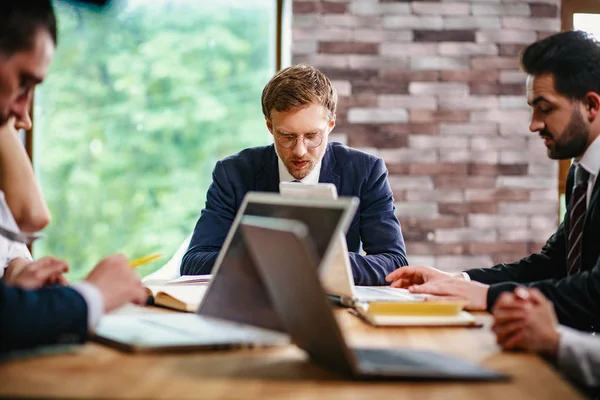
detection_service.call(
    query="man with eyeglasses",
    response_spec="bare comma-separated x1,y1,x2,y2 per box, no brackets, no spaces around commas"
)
181,64,408,285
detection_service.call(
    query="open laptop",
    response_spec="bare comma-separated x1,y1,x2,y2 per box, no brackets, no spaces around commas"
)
279,181,425,306
93,192,358,352
240,216,508,381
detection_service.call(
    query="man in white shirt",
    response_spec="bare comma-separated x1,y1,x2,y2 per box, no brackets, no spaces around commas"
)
0,1,146,353
493,287,599,393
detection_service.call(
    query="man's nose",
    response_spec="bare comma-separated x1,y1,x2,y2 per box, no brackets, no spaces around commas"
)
14,112,32,131
9,93,32,123
292,138,307,156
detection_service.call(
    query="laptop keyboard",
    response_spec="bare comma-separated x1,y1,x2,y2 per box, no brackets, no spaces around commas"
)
354,286,426,302
137,314,282,343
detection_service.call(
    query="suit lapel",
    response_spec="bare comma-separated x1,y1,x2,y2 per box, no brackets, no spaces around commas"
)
256,145,280,193
318,144,341,189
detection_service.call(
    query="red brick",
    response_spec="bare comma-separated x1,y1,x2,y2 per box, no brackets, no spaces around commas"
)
414,30,476,42
348,131,408,148
441,70,498,83
530,4,558,18
380,70,440,82
402,227,432,242
322,1,348,14
468,202,498,213
469,163,528,176
348,95,378,107
499,44,526,57
387,164,411,175
465,188,530,202
468,242,528,255
408,123,438,135
471,56,519,70
408,243,466,255
434,176,496,189
319,41,379,54
537,31,556,41
409,163,469,175
439,203,468,215
401,216,466,229
319,68,378,81
353,80,409,94
293,1,317,14
409,110,470,123
470,83,525,95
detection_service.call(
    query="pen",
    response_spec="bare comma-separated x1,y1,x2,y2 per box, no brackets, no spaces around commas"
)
129,253,162,268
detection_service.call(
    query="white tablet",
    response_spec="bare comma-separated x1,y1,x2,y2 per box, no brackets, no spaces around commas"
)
279,182,338,200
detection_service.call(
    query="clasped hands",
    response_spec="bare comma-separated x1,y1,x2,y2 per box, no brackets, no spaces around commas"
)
385,265,490,311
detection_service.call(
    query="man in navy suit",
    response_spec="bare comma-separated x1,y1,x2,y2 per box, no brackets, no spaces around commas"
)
181,65,408,285
0,1,147,354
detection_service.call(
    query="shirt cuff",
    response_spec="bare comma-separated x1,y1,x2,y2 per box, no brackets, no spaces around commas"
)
71,281,105,329
461,272,471,281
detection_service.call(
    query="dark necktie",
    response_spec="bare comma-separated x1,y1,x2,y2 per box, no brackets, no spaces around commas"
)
292,180,301,183
567,165,590,275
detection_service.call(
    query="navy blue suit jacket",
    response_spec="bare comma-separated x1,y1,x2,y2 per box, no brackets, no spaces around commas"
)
181,142,408,285
0,282,88,353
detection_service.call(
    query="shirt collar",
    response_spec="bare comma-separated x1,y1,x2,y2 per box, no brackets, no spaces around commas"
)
277,157,321,185
577,135,600,178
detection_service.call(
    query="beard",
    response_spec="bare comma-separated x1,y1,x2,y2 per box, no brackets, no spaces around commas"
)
541,109,589,160
283,158,315,180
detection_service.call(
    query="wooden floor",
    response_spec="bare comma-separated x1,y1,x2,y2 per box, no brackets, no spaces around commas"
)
0,306,584,399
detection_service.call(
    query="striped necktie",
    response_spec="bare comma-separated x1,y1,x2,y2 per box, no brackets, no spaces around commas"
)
567,165,590,275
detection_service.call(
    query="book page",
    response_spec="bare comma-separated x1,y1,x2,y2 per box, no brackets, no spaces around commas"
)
145,283,209,312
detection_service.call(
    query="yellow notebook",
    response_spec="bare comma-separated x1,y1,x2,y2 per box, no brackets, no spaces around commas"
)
353,301,479,327
144,284,208,312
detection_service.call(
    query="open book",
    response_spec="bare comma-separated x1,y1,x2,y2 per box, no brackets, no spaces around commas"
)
143,275,212,312
351,301,480,327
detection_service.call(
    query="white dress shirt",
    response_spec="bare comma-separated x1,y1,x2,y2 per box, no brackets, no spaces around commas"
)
0,190,104,328
575,134,600,207
277,156,322,184
557,325,600,388
0,191,32,278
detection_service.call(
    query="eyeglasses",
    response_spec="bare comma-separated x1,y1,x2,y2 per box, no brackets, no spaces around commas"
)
275,132,324,149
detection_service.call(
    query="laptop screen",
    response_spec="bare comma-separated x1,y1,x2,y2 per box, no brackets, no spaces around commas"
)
197,193,357,332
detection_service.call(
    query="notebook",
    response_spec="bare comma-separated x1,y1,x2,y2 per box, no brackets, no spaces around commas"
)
351,302,479,327
144,283,208,312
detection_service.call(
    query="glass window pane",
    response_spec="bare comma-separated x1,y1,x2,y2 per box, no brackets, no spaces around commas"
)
34,0,275,279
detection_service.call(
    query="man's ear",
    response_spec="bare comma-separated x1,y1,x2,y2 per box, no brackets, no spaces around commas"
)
328,116,336,131
584,92,600,122
265,117,273,135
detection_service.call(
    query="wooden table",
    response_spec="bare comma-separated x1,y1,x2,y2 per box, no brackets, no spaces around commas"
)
0,306,584,399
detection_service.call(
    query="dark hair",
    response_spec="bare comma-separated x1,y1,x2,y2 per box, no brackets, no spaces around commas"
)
520,30,600,101
0,1,57,57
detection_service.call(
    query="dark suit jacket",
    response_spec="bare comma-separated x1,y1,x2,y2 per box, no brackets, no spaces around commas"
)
181,142,408,285
466,167,600,331
0,282,88,354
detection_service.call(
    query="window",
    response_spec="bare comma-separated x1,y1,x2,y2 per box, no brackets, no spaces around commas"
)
33,0,278,279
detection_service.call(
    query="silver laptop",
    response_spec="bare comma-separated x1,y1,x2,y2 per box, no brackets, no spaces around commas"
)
279,181,425,306
93,192,357,352
240,216,508,381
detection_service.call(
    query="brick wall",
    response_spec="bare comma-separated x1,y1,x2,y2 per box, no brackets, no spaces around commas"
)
292,0,561,271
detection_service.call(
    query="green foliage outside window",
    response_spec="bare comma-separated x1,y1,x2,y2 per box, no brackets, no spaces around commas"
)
33,0,274,279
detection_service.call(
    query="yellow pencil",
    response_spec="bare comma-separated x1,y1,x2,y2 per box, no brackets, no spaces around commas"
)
129,253,162,268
